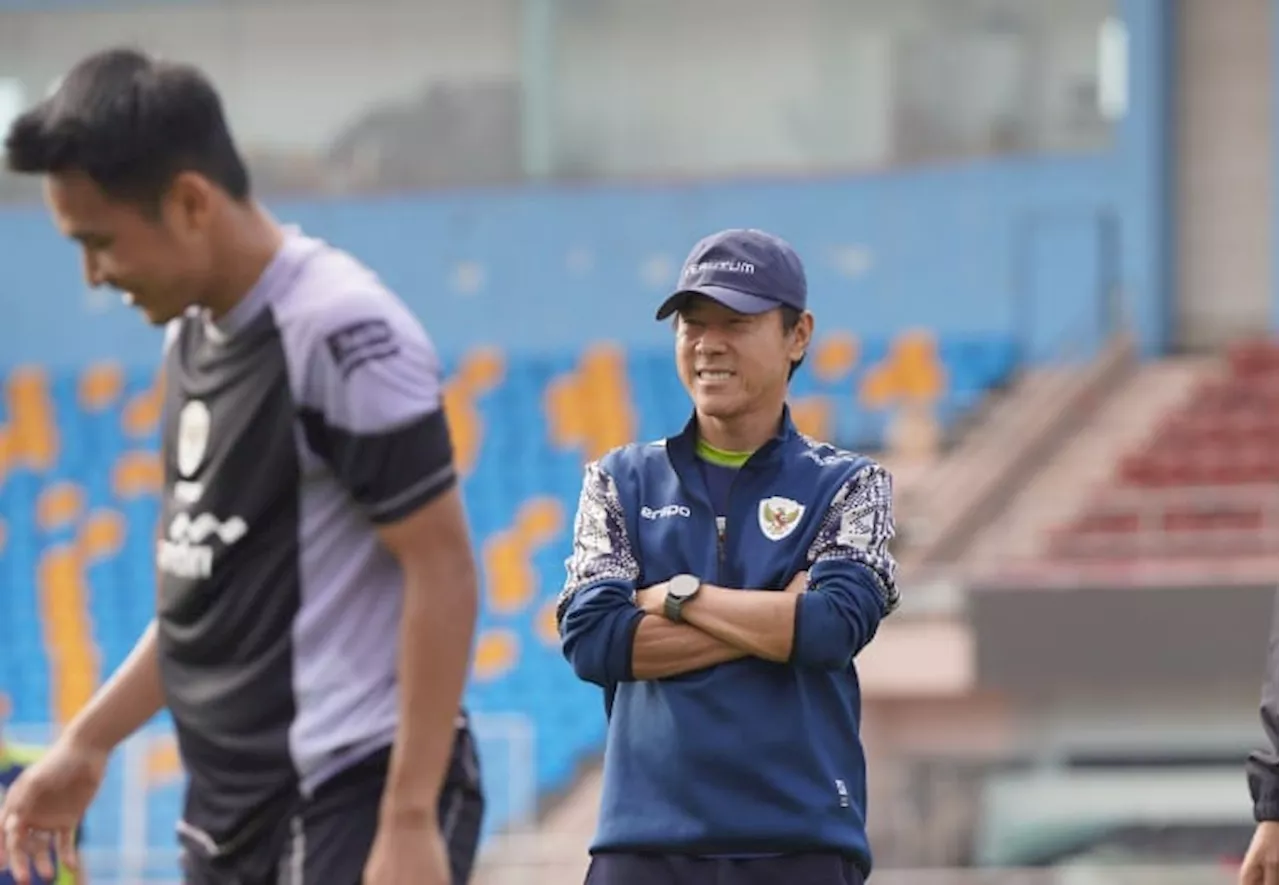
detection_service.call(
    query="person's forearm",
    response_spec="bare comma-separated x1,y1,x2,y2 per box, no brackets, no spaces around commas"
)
679,586,798,663
64,620,164,752
382,548,478,821
630,615,747,680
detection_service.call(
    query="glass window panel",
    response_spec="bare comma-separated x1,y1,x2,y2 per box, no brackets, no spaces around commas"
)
542,0,1117,180
0,0,1116,198
0,0,522,199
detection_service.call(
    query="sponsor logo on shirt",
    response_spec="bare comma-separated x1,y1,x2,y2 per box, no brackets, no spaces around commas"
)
641,504,691,520
325,318,399,379
157,511,248,580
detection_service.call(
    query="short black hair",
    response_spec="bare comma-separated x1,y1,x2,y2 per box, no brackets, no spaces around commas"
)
4,47,250,208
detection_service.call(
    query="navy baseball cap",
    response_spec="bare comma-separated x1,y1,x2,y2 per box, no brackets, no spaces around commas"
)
655,228,808,320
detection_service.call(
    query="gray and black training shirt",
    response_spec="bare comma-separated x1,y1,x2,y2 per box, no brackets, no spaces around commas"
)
154,229,456,855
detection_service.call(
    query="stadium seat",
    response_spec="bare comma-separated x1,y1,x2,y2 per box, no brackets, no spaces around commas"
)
0,329,1015,854
1048,344,1278,563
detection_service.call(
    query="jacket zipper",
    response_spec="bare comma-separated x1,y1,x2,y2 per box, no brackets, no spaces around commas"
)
715,516,726,584
716,469,742,585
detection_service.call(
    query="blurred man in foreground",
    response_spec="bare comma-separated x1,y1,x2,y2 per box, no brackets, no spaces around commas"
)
0,48,482,885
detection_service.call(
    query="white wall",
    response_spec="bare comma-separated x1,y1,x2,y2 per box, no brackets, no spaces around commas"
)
1174,0,1275,347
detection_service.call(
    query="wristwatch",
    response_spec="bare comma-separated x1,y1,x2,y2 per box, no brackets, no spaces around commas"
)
663,574,702,623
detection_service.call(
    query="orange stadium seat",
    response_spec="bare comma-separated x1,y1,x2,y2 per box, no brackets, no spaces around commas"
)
0,330,1018,848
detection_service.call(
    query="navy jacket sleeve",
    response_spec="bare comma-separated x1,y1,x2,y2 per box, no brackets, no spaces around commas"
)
1247,607,1278,822
555,460,645,687
791,462,900,670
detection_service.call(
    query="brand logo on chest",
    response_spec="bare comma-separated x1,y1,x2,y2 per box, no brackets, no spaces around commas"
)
641,504,692,520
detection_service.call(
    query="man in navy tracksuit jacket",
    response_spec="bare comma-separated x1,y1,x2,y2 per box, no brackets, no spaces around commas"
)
557,229,899,885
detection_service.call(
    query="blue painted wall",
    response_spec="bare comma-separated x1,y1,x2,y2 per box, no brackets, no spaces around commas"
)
0,0,1171,370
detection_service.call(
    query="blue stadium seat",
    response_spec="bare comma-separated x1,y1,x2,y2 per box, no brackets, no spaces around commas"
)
0,335,1016,863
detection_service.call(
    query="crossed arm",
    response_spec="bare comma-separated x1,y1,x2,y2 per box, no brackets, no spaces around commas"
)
629,571,808,679
557,461,900,685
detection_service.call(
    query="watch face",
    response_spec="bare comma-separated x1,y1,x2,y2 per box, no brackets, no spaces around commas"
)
669,574,700,600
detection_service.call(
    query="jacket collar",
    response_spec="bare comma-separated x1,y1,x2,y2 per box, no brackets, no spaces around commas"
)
667,403,799,470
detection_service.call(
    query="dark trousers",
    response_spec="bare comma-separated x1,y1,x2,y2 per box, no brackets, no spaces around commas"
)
182,727,485,885
585,853,867,885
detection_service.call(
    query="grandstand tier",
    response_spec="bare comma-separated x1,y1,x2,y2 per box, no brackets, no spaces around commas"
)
0,330,1015,855
1046,342,1278,562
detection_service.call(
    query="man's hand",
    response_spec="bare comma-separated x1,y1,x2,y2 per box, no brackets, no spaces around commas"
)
362,814,452,885
634,584,666,616
1240,820,1278,885
0,737,107,885
783,571,809,594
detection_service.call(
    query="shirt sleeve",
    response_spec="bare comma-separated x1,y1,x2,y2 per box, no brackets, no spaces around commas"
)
790,462,900,669
296,292,456,524
1247,608,1279,821
555,460,645,687
555,461,641,626
806,461,900,614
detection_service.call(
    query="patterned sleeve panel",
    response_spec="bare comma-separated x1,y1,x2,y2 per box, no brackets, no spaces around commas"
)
555,460,641,627
806,462,900,615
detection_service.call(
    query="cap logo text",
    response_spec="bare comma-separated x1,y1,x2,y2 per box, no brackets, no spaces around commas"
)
684,260,756,278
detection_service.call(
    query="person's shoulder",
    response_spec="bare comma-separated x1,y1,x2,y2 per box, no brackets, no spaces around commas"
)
790,433,881,481
572,439,670,509
271,236,435,364
593,437,670,478
271,234,418,327
788,435,880,473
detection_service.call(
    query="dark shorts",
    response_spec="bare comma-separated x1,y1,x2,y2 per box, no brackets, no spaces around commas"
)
181,726,485,885
585,853,866,885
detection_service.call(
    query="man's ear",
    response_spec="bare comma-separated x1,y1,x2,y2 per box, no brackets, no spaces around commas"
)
165,171,216,240
789,311,815,363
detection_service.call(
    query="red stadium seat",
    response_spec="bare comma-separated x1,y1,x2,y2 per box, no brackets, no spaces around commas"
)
1044,344,1277,565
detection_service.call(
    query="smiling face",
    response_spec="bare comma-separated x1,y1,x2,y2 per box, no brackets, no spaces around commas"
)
674,295,812,426
44,169,217,326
